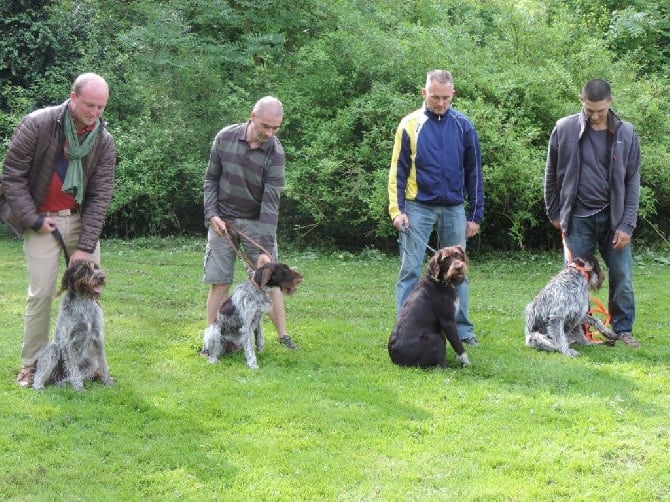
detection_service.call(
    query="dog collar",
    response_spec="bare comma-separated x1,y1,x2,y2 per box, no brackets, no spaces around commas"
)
568,262,591,281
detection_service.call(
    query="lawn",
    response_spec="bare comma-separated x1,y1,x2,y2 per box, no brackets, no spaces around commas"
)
1,234,669,501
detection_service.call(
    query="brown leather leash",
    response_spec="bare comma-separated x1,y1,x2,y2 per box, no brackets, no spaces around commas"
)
223,221,275,271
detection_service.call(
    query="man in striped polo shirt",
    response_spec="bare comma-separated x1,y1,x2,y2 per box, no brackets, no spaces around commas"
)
203,96,297,350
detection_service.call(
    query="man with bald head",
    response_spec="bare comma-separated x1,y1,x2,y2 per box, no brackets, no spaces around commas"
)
0,72,117,387
203,96,298,350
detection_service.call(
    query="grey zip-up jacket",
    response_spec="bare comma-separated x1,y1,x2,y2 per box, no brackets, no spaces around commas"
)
544,108,641,236
0,100,116,253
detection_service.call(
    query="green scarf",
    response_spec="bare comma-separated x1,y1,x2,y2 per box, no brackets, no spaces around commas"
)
62,106,100,204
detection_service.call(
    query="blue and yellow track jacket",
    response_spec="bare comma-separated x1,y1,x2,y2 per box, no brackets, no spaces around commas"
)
388,105,484,223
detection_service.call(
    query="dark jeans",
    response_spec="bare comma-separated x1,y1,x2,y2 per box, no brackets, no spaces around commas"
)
564,211,635,333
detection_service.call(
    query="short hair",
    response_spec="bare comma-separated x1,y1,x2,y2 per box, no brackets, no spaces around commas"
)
253,96,283,117
581,79,612,102
426,70,453,88
71,73,107,95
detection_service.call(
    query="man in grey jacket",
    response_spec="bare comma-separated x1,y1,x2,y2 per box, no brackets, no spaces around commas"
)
0,73,116,387
545,78,641,347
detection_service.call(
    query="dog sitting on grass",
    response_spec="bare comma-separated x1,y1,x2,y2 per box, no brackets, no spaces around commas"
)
388,245,471,369
33,260,113,391
525,254,618,357
202,262,302,369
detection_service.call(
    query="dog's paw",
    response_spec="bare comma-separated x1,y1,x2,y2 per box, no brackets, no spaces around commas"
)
247,361,259,370
564,348,581,358
101,376,116,386
457,352,471,366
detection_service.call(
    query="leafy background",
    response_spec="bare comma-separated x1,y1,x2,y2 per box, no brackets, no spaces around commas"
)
1,0,669,251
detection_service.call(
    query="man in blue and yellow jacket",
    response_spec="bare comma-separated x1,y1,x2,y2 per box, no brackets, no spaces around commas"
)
388,69,484,345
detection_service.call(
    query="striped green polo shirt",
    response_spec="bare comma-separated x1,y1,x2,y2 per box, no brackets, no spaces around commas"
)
204,121,285,252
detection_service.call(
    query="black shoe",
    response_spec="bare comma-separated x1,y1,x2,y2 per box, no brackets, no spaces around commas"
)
279,335,298,350
462,336,479,346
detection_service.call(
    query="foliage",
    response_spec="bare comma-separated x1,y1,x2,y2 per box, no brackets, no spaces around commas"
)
0,0,94,138
0,0,669,250
607,5,670,73
1,237,669,498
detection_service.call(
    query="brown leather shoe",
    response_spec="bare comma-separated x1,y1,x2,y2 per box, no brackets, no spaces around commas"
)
16,366,36,388
617,332,641,348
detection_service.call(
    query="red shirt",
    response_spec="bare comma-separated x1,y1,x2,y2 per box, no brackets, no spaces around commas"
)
38,122,95,212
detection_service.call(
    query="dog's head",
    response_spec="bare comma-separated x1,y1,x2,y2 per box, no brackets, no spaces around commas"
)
427,245,468,285
569,254,605,291
253,262,302,295
58,260,106,300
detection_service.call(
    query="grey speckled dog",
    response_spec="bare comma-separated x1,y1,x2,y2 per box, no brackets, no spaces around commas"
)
202,262,302,369
33,260,113,391
525,254,618,357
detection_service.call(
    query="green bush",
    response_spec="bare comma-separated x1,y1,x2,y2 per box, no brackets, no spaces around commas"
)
1,0,669,249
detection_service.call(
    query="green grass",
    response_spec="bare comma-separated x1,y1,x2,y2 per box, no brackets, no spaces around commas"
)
1,235,669,501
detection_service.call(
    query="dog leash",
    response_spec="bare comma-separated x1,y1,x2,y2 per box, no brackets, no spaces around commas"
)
52,227,71,267
400,226,439,255
223,221,275,271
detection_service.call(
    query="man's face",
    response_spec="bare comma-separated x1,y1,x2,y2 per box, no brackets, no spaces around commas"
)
581,97,611,130
70,81,109,129
250,111,282,143
422,81,455,115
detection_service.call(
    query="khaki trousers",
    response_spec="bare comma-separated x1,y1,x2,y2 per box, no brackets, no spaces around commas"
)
21,214,100,367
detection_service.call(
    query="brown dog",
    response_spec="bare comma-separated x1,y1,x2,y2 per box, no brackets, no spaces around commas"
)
388,245,471,368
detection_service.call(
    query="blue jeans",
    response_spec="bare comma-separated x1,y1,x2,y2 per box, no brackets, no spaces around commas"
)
396,201,475,340
564,211,635,333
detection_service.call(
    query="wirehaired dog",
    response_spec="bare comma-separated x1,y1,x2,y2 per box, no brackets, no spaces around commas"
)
388,245,471,369
525,254,618,357
202,262,302,369
33,260,113,391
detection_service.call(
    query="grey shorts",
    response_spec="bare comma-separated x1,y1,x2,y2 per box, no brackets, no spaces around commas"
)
202,219,278,285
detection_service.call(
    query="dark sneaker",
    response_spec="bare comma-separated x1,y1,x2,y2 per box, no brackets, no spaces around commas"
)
16,366,36,388
617,332,641,348
279,335,298,350
462,336,479,346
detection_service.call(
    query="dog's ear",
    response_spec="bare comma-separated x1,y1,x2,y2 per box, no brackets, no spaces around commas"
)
259,266,273,288
58,261,82,297
427,253,442,279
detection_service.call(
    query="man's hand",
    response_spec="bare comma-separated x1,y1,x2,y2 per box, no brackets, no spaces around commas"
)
69,249,93,266
209,216,227,236
37,217,56,234
393,214,409,232
256,253,273,268
612,229,631,250
466,221,480,239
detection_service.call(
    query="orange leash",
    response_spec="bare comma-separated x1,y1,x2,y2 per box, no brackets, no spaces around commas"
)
585,294,612,343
